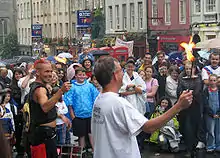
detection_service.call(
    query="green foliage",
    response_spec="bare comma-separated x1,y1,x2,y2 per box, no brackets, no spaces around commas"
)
0,33,19,58
91,8,105,39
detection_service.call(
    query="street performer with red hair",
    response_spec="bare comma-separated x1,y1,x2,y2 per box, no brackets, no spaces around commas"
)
29,59,71,158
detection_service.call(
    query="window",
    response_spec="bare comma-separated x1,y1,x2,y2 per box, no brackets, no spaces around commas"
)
45,24,47,37
33,3,35,17
49,24,52,37
109,6,113,29
24,3,26,19
115,5,120,29
65,0,68,12
25,28,27,44
194,0,201,13
17,5,20,19
28,28,31,44
54,23,57,37
138,2,143,29
40,1,43,16
53,0,56,13
130,3,135,28
205,0,216,12
27,2,30,18
48,0,51,14
100,0,103,8
179,0,186,24
21,4,23,19
122,4,127,29
65,23,69,36
165,0,171,24
22,28,24,44
152,0,158,25
60,23,63,35
37,2,39,16
85,0,89,9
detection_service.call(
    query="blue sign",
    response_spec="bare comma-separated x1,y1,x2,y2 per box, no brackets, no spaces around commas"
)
77,10,92,28
32,24,43,38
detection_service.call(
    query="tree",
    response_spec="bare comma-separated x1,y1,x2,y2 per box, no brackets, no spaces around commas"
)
0,33,19,58
91,8,105,39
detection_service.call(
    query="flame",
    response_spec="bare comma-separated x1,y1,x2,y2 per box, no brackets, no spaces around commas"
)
180,36,196,62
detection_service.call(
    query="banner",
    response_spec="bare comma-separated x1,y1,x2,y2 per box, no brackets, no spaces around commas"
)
77,10,92,28
115,38,134,56
32,24,43,38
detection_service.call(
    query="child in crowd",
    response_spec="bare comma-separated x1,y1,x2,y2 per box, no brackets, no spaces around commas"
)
203,74,220,152
52,87,71,145
150,97,181,153
64,67,99,151
138,70,146,81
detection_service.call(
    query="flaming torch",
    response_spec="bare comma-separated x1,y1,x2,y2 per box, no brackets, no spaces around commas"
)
180,36,196,78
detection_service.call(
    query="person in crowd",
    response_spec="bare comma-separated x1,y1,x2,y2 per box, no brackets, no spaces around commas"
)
18,64,36,105
120,59,146,115
0,93,15,146
92,56,193,158
51,71,60,88
29,59,71,158
145,65,159,118
139,53,153,71
52,87,71,145
82,58,93,79
203,74,220,152
138,70,146,81
78,47,94,65
150,97,181,153
0,68,11,86
153,51,169,75
157,61,169,99
57,68,66,86
165,65,180,105
10,68,23,109
90,75,102,92
177,61,205,157
64,67,99,151
202,51,220,86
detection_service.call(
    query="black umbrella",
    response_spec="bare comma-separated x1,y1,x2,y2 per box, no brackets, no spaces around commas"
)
89,50,109,56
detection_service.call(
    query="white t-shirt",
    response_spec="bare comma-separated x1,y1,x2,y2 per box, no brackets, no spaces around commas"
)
92,92,148,158
55,101,68,125
18,76,36,104
201,65,220,80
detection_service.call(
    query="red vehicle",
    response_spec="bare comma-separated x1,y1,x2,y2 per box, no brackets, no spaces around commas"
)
112,46,129,62
100,46,129,62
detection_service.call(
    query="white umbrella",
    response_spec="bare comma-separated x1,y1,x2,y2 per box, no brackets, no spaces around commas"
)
197,50,210,60
196,38,220,49
0,62,6,67
57,52,73,59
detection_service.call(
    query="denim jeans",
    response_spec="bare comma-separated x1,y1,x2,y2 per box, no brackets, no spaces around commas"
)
65,130,71,144
206,115,220,150
56,124,67,145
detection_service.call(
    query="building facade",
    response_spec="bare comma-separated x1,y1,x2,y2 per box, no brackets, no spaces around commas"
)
0,0,17,45
105,0,147,34
191,0,220,41
148,0,191,54
16,0,104,55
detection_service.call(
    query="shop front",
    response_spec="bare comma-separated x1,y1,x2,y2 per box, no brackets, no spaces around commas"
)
157,35,190,54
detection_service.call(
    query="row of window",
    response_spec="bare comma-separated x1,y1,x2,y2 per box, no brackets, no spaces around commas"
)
194,0,217,13
152,0,186,25
108,2,143,30
18,28,31,45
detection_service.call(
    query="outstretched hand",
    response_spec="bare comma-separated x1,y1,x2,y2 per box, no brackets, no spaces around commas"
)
176,90,193,111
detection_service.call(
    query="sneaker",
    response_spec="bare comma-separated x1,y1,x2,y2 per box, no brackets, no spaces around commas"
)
206,149,214,153
196,142,205,149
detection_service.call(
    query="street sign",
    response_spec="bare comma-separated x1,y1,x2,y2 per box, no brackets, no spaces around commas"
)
76,10,92,28
32,24,43,38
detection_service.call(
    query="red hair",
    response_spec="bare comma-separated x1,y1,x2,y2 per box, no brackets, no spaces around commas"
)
34,58,51,69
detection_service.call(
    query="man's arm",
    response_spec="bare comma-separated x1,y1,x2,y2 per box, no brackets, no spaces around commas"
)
142,90,193,133
34,82,71,113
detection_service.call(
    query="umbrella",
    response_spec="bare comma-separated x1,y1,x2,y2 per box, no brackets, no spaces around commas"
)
0,61,6,67
57,52,73,59
168,51,183,61
197,50,210,60
90,50,109,56
196,38,220,49
47,56,67,64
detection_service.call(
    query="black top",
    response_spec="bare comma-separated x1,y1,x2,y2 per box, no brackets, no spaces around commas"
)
29,82,57,126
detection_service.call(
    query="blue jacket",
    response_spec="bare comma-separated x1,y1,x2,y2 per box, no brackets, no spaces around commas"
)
64,80,99,118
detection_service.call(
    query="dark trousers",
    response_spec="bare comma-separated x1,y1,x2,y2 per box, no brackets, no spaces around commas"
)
15,112,24,155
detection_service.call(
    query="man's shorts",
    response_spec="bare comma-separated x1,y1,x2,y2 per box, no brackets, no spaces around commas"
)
72,117,91,137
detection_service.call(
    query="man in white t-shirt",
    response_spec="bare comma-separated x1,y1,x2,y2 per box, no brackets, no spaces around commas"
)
92,56,193,158
202,51,220,86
